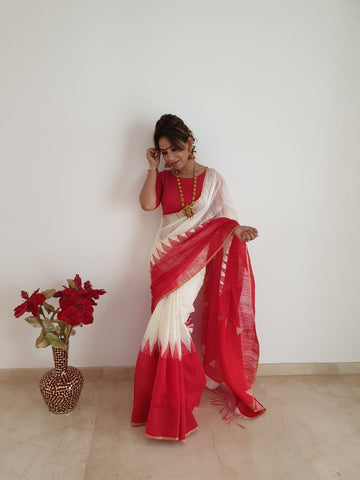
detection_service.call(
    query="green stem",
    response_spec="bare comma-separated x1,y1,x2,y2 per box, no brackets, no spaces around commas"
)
50,308,59,322
37,316,46,335
64,324,73,342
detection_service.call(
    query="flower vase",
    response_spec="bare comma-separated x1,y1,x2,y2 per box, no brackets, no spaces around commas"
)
39,342,84,414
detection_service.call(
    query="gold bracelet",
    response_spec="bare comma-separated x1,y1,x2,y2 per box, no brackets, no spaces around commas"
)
147,167,158,172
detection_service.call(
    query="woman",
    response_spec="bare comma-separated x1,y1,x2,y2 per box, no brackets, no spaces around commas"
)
131,114,265,442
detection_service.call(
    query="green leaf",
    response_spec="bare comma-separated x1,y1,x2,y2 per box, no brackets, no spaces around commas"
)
55,319,67,327
43,301,55,314
45,333,67,350
41,289,56,299
35,332,50,348
43,317,55,332
25,316,41,327
67,279,78,289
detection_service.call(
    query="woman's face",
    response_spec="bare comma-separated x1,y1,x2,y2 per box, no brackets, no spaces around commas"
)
158,136,191,171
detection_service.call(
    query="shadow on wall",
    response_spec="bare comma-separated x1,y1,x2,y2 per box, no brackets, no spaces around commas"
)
99,120,161,365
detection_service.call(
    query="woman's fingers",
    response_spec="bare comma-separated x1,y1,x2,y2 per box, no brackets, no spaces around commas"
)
241,226,259,242
146,147,160,167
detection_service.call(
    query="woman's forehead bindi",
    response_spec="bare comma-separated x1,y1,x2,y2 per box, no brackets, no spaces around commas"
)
159,143,173,152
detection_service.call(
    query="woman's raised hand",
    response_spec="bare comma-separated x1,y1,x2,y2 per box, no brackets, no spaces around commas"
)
146,147,160,169
234,225,259,242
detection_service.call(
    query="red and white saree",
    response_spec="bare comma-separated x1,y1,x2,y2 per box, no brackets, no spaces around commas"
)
131,168,265,441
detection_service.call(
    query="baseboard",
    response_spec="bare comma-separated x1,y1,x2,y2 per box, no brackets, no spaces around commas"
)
256,362,360,376
1,363,359,380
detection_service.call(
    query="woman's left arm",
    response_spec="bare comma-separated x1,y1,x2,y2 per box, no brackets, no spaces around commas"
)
234,225,258,242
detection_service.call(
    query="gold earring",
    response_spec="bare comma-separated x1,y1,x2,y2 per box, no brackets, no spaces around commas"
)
188,149,195,161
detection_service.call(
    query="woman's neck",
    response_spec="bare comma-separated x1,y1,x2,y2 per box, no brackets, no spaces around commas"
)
172,161,203,178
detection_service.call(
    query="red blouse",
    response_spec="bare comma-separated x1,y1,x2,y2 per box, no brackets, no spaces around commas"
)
155,169,207,215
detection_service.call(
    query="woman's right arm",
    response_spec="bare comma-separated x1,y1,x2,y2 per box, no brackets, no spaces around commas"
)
139,148,160,211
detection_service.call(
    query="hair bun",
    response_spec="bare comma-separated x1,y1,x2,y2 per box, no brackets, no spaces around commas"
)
154,114,192,151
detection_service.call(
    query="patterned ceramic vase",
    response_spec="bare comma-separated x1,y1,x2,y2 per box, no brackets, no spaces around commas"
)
39,343,84,414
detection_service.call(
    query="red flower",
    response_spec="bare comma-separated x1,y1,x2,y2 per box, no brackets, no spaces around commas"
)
14,289,46,318
57,291,94,327
83,280,106,305
55,274,106,306
73,274,82,289
53,274,106,326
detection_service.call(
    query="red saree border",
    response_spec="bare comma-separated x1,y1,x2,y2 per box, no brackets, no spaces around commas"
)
150,217,239,312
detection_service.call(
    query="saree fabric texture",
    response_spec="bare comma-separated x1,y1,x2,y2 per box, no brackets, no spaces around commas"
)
131,168,265,441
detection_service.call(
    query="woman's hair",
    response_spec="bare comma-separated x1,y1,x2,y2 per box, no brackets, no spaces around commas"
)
153,114,192,151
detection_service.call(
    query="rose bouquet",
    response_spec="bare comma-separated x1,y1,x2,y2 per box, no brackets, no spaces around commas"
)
14,274,106,350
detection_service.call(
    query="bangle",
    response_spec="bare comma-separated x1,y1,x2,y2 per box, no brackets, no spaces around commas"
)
147,167,158,172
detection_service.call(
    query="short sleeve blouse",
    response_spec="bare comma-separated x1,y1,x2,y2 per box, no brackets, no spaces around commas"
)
155,169,207,215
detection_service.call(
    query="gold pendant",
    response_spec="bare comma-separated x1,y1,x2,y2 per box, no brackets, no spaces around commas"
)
183,205,194,218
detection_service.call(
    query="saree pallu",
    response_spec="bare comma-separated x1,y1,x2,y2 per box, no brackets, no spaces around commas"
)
131,168,265,441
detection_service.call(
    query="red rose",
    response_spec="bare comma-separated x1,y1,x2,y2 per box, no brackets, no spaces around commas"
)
57,291,94,327
55,275,106,306
73,274,82,289
83,280,106,305
54,287,76,299
14,289,46,318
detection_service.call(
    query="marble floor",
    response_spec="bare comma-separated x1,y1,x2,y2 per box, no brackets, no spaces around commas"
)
0,369,359,480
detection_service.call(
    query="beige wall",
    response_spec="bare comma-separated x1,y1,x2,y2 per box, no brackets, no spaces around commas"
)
1,0,359,367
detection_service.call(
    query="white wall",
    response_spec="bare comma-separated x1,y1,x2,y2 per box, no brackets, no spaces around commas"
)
1,0,359,368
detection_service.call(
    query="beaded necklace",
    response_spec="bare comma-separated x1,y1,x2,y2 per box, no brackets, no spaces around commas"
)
174,164,197,218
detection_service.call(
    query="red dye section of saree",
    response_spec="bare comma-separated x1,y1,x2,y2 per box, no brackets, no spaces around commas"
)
131,217,265,441
202,231,265,417
131,343,206,441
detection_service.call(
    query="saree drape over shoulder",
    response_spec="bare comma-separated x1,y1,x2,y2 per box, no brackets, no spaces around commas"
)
131,168,265,441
